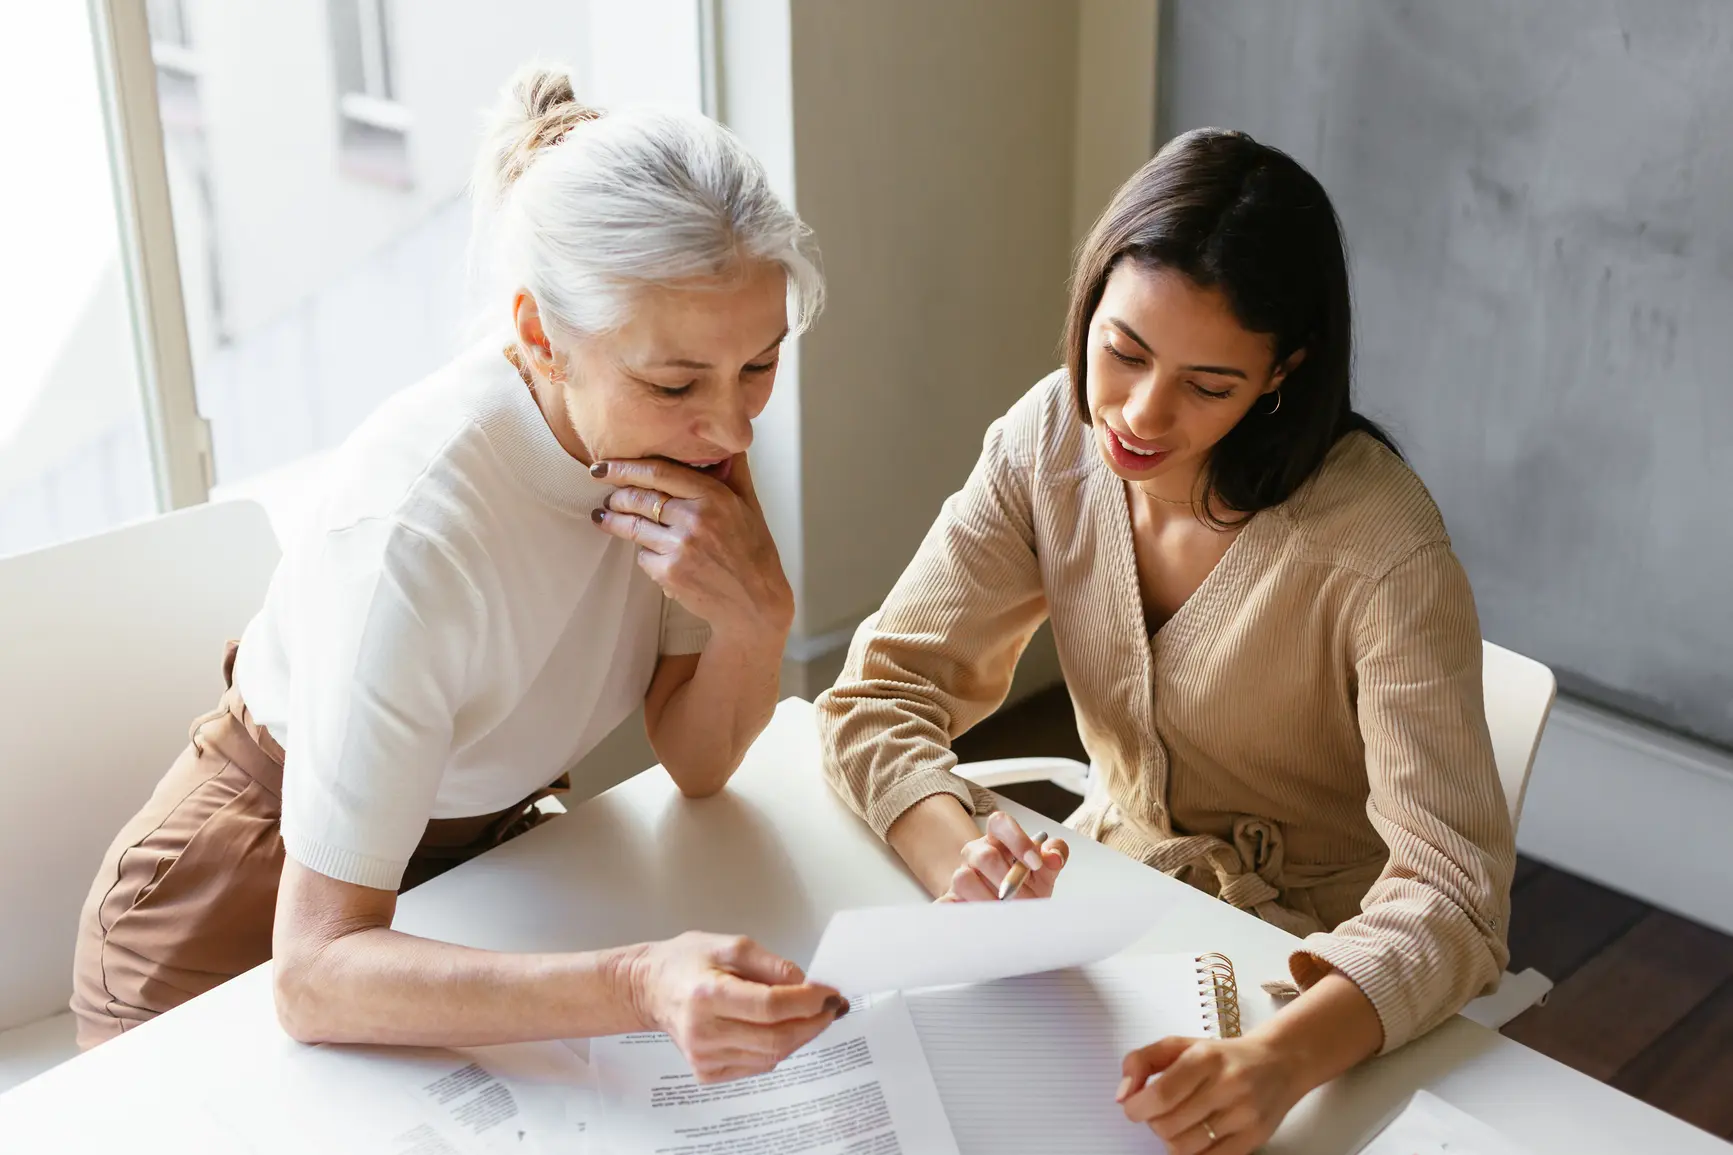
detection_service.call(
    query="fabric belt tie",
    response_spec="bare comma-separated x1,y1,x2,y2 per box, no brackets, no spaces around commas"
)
1079,789,1383,938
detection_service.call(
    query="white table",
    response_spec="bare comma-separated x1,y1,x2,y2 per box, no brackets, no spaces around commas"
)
1,699,1725,1153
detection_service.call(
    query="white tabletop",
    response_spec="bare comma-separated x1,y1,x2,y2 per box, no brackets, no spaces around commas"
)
2,699,1725,1153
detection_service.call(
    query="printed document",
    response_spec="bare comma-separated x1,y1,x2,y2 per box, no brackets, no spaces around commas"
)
591,992,959,1155
204,1038,597,1155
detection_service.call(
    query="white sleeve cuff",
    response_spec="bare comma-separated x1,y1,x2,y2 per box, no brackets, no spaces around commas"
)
283,830,409,892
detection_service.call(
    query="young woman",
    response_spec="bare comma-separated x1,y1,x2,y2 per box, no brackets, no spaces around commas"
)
818,129,1514,1152
72,65,844,1084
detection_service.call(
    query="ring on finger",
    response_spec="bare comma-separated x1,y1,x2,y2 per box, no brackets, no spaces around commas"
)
650,493,669,524
1202,1117,1219,1144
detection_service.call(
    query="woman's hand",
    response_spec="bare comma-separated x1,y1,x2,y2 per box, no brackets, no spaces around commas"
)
938,811,1069,902
1118,968,1383,1151
625,932,846,1084
591,454,794,642
1117,1035,1308,1154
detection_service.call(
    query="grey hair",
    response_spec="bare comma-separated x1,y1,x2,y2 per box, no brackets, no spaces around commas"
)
471,63,823,342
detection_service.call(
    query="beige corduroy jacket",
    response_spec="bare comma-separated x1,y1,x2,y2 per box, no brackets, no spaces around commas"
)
817,371,1515,1052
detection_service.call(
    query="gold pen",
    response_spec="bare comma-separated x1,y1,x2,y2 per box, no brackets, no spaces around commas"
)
996,831,1049,900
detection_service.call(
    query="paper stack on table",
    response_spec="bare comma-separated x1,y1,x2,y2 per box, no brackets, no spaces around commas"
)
204,1037,600,1154
203,895,1180,1155
588,895,1174,1154
1357,1090,1538,1155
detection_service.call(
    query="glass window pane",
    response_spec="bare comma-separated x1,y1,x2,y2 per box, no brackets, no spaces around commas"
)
0,6,159,559
373,0,397,100
325,0,367,99
145,0,705,498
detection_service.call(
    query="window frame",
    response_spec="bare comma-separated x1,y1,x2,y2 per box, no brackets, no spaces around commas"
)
80,0,722,516
331,0,414,131
88,0,212,512
328,0,414,186
351,0,396,102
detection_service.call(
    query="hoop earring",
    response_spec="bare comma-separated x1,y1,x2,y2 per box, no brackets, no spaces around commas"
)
1261,388,1283,416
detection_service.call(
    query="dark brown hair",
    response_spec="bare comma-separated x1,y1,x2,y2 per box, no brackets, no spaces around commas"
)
1063,128,1396,520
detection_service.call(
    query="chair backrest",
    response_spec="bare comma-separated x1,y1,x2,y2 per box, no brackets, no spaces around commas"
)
1481,639,1558,832
0,501,280,1031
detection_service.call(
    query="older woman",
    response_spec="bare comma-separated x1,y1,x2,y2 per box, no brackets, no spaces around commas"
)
819,129,1514,1153
73,64,841,1085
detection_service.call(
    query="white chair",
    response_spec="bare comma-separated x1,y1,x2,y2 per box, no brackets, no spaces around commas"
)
1480,640,1558,831
956,756,1092,798
0,501,280,1091
957,638,1559,1028
1462,640,1558,1027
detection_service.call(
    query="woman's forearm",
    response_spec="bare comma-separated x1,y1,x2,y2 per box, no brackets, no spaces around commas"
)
275,927,648,1047
649,631,785,797
1258,970,1384,1093
885,793,982,896
273,859,840,1079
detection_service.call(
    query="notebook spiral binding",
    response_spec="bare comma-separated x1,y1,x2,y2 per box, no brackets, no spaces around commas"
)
1194,952,1243,1038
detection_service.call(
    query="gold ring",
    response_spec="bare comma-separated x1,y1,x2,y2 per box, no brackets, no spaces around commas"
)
1202,1119,1219,1144
649,494,669,525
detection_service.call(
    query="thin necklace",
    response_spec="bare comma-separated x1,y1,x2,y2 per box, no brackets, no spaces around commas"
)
1134,482,1201,507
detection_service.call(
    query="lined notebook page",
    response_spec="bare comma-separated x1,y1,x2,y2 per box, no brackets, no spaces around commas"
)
905,955,1215,1155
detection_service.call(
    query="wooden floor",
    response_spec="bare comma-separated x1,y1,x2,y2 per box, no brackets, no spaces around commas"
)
953,685,1733,1141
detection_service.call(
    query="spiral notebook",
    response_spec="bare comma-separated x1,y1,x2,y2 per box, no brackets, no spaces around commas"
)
905,953,1243,1155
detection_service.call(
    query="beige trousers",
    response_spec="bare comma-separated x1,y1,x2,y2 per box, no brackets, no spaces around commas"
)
70,643,563,1049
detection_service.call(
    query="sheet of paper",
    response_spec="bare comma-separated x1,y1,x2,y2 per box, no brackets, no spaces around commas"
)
591,991,959,1155
805,895,1158,995
904,955,1216,1155
453,1041,599,1155
203,1038,597,1155
1357,1091,1536,1155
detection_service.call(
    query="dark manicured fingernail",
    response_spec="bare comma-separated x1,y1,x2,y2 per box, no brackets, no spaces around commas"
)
590,508,605,523
824,995,848,1018
589,462,608,478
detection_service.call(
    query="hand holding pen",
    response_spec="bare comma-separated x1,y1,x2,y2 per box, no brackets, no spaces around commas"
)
937,811,1070,903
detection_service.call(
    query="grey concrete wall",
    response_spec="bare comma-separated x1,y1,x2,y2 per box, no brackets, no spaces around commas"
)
1159,0,1733,749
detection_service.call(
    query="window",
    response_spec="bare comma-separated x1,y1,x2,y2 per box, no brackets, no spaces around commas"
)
146,0,193,49
130,0,708,513
328,0,412,186
0,6,159,558
330,0,397,106
145,0,224,350
147,0,200,107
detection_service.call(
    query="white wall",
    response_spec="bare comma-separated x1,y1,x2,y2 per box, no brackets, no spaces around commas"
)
723,0,1156,698
584,0,705,111
714,0,807,641
1521,696,1733,936
1072,0,1160,244
787,0,1080,643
